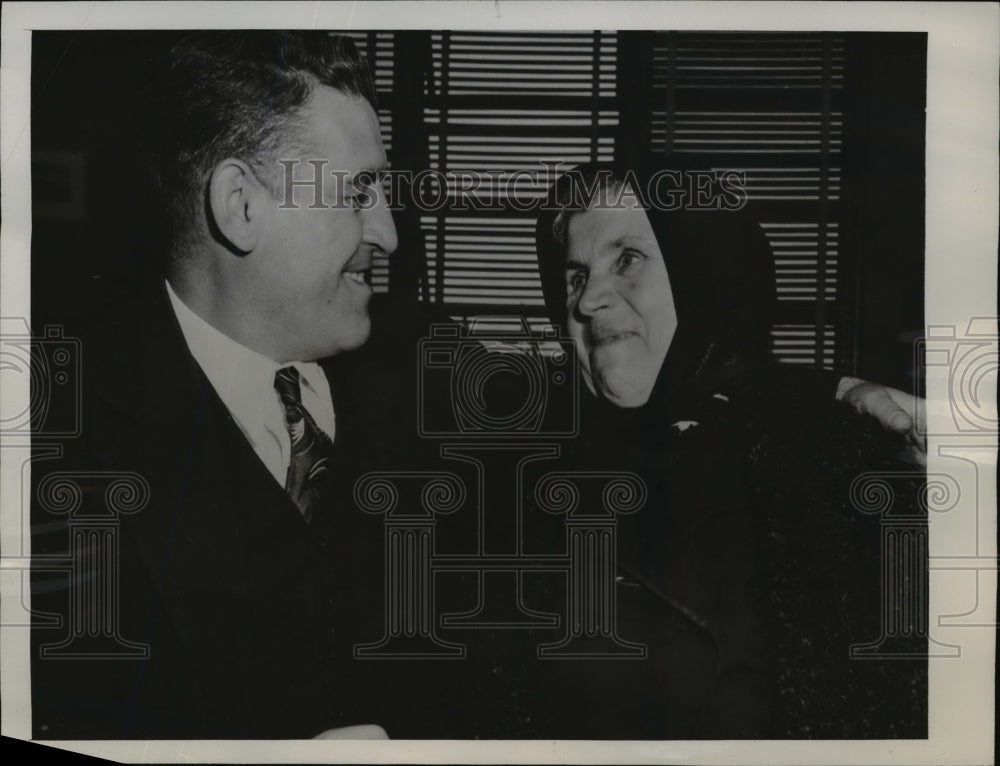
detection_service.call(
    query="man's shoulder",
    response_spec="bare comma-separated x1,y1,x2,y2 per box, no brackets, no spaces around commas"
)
67,281,211,458
78,280,188,378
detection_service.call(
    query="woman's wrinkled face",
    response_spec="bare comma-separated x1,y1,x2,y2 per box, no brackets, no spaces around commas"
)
564,193,678,408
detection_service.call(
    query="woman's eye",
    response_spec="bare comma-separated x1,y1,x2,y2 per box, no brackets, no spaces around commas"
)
615,249,645,272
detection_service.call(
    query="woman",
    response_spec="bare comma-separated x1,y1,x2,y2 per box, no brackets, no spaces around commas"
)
522,163,778,738
532,162,926,739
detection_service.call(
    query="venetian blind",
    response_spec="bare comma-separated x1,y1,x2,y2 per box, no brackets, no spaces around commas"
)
647,32,845,369
342,31,849,366
342,31,397,295
421,31,619,331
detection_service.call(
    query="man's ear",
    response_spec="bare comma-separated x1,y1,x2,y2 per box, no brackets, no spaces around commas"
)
207,159,267,254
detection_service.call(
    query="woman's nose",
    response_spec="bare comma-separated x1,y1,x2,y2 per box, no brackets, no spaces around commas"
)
576,272,614,316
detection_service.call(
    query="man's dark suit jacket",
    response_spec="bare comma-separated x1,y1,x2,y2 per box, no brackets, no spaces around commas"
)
30,284,408,738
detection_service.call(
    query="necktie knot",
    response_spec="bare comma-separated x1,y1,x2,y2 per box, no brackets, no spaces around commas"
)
274,366,332,523
275,365,303,409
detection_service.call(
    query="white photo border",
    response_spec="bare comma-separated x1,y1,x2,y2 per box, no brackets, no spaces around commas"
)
1,2,996,764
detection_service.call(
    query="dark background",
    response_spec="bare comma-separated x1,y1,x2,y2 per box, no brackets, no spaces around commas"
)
30,30,926,390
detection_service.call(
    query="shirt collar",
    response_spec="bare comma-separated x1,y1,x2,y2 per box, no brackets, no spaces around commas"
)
164,280,335,458
167,278,281,414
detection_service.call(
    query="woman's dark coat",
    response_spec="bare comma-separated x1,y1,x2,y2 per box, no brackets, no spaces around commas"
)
529,161,927,739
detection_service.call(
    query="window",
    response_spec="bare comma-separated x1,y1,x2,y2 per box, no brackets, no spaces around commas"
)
645,33,845,368
340,31,862,369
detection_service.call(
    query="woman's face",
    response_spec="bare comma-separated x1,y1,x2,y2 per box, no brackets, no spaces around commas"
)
564,195,678,408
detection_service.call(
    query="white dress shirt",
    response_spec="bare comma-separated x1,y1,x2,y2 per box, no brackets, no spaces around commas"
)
166,280,337,488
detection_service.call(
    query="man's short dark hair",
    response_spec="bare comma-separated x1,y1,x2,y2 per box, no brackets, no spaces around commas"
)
148,31,376,260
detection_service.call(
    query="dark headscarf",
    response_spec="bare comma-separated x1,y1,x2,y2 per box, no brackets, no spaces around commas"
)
535,158,777,431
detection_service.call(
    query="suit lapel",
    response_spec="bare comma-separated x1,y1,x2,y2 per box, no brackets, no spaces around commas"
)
87,282,387,592
85,285,308,652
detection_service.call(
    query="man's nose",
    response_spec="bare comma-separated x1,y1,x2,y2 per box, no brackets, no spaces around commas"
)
362,186,398,256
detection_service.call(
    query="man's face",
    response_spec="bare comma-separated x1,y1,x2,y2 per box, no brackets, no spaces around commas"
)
564,193,678,408
252,86,397,362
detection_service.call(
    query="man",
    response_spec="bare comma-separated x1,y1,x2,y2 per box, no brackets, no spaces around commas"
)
31,30,923,741
31,31,399,740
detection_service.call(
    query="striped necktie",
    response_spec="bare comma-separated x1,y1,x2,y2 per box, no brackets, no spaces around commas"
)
274,366,333,523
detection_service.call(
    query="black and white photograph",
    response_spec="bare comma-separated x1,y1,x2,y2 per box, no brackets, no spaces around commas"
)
0,2,996,763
